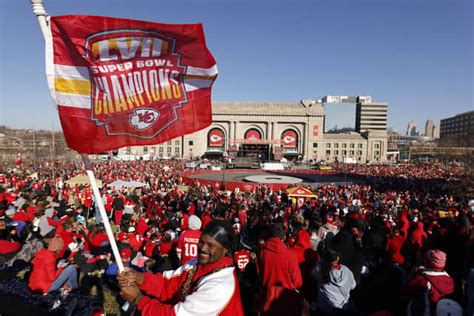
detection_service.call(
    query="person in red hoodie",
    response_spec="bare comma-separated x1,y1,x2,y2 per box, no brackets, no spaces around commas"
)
403,249,454,315
386,228,405,265
290,229,319,303
57,219,76,258
258,222,303,316
87,225,110,255
29,235,78,294
238,205,248,227
398,210,410,239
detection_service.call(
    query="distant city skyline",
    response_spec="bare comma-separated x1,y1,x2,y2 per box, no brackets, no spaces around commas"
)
0,0,472,133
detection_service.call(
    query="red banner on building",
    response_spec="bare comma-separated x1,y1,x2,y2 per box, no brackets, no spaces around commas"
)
313,125,319,137
281,130,297,148
208,129,224,147
245,129,261,140
46,15,218,153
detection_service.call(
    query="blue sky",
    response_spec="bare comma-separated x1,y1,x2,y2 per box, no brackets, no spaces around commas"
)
0,0,472,133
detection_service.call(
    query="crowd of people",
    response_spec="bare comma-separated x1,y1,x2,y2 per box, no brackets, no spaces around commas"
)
0,159,473,315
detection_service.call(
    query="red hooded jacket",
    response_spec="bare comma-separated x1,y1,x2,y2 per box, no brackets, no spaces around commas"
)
410,222,427,250
29,249,60,293
404,269,454,303
387,234,405,264
258,237,303,315
290,230,319,302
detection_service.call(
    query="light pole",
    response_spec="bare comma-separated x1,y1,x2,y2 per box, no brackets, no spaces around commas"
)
222,151,228,190
29,129,36,162
50,127,55,182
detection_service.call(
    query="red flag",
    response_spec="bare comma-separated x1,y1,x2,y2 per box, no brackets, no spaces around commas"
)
46,15,217,153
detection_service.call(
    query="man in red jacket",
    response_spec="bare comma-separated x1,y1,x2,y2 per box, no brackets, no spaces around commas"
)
258,223,303,316
118,220,244,316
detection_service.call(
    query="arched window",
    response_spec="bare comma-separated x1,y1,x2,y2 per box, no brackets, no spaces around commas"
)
244,128,262,141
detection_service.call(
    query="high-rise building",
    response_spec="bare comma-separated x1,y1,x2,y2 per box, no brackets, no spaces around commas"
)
355,103,388,133
406,121,417,136
440,111,474,147
432,125,440,138
425,120,434,137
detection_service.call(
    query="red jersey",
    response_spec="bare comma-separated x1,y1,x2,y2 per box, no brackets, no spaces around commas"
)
233,250,251,272
176,229,201,265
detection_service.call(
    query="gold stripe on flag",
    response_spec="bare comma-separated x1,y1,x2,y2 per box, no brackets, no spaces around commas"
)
55,78,91,95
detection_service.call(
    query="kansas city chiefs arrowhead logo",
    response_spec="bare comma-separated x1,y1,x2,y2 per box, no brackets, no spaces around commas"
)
210,134,222,142
283,135,296,144
130,109,160,131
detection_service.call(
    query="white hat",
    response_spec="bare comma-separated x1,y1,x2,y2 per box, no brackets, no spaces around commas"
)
188,215,202,230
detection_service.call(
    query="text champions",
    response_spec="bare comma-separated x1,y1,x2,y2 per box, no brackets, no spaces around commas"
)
87,35,186,117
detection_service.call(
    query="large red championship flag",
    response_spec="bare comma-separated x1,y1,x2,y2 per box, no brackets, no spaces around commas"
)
45,15,218,153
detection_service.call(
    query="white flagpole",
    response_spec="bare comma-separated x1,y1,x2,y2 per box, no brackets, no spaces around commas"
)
30,0,49,41
82,155,125,272
29,0,125,273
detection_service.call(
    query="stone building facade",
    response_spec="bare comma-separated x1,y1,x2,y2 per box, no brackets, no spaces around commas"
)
118,100,388,162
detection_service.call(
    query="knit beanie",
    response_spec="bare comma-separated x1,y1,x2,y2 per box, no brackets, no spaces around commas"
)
426,249,447,270
188,215,202,230
202,220,235,253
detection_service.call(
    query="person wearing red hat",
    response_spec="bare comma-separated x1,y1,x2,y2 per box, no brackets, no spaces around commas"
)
403,249,455,315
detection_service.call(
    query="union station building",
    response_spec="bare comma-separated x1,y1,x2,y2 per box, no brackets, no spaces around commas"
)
118,97,388,163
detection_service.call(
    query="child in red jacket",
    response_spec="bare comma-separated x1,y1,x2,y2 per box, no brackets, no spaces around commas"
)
403,249,454,315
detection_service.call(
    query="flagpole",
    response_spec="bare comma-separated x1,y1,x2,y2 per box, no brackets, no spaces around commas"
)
29,0,125,273
30,0,49,41
82,154,125,272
